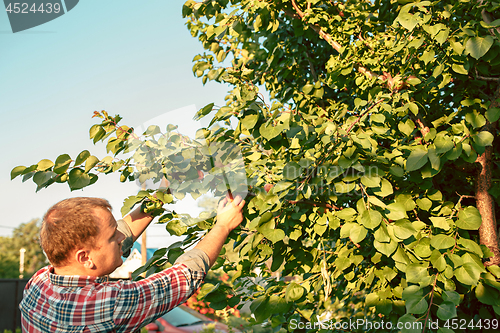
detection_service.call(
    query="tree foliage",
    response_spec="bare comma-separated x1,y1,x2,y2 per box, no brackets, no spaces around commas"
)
0,219,46,279
11,0,500,331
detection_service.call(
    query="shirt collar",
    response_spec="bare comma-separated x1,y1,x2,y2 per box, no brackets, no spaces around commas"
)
48,266,108,287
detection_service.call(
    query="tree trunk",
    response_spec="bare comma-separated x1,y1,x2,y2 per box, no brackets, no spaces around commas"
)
476,145,500,266
475,83,500,266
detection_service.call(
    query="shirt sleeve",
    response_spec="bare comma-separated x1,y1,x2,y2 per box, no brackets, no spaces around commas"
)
113,264,205,332
117,219,134,257
174,248,210,274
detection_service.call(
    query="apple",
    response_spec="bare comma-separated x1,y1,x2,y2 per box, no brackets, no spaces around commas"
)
264,183,274,193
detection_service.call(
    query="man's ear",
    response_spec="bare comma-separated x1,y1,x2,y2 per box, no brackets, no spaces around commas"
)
75,249,94,269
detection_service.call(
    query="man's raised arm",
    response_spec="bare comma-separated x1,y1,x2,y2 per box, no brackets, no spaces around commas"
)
194,195,245,267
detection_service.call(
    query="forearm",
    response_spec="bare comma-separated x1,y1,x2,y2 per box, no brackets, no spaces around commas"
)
122,206,154,242
194,225,230,267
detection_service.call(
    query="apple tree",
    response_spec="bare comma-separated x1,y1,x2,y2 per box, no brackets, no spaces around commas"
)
11,0,500,332
182,0,500,330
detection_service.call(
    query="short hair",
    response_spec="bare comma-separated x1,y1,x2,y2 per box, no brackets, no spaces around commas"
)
40,197,112,267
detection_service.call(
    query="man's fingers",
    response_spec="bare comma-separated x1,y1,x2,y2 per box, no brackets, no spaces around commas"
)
218,197,228,211
237,199,245,209
231,195,243,206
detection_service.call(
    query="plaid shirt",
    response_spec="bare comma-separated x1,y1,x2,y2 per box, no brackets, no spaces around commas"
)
20,263,205,332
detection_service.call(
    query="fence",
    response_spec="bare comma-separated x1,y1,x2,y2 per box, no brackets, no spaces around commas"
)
0,279,28,332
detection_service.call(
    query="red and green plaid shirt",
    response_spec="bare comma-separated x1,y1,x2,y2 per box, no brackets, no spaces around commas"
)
20,263,205,332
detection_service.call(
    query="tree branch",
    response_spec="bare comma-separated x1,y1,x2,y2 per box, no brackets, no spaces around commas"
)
475,83,500,266
288,199,339,211
410,112,430,142
283,1,405,86
480,0,500,37
286,0,343,52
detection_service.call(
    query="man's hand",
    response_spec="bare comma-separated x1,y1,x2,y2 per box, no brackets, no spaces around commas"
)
194,194,246,267
213,195,245,234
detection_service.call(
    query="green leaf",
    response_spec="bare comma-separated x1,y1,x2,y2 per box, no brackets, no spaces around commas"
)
408,102,418,115
283,162,301,180
273,181,293,193
74,150,90,166
11,166,26,180
442,290,460,306
458,238,483,257
261,228,286,243
430,250,447,272
289,229,302,241
266,295,291,314
33,171,56,186
368,196,387,208
429,217,450,231
457,206,482,230
143,125,161,136
37,159,54,171
167,247,183,264
480,18,500,29
374,239,398,256
406,263,430,284
336,208,357,221
430,234,455,250
465,111,486,129
68,168,91,190
414,237,432,258
372,178,393,197
374,224,391,243
487,265,500,278
434,136,454,154
194,102,214,120
420,50,435,65
285,283,305,302
454,262,482,286
258,212,273,225
486,107,500,123
385,203,407,220
393,219,416,240
360,209,382,229
166,220,187,236
465,36,494,60
452,63,468,75
350,224,367,243
53,154,72,174
406,149,428,172
365,293,379,307
397,12,419,31
397,314,420,333
360,175,380,187
427,189,443,201
335,181,356,193
472,131,494,147
198,282,220,300
398,118,415,136
85,156,100,173
437,301,457,320
417,198,432,211
260,121,287,140
405,295,428,314
302,83,314,95
241,114,259,130
475,282,500,305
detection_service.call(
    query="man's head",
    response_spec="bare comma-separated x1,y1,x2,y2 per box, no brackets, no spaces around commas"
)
41,197,125,276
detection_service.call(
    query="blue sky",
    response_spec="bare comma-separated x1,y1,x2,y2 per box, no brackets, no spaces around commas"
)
0,0,232,247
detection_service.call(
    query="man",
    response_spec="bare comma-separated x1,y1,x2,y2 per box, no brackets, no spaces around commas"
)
20,195,245,332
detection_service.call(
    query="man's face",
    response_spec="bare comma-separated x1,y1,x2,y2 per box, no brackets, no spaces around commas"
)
88,208,126,276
